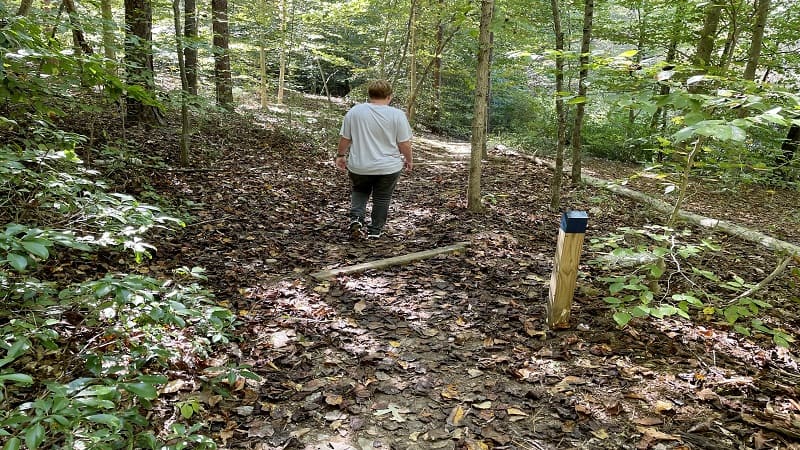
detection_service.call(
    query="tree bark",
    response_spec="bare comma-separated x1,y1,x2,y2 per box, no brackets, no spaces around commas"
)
694,0,724,68
63,0,94,56
432,2,443,129
101,0,116,67
743,0,770,81
276,0,287,104
406,0,418,124
570,0,593,186
212,0,233,109
718,12,739,70
467,0,493,213
184,0,198,95
173,0,190,166
124,0,164,125
260,45,269,108
16,0,33,16
777,123,799,180
550,0,566,211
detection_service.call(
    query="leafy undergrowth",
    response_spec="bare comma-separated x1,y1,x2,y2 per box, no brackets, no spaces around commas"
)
4,99,799,449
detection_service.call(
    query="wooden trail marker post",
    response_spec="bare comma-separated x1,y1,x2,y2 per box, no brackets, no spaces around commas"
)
547,211,588,328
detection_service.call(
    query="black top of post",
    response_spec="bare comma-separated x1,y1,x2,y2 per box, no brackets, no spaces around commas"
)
560,211,588,233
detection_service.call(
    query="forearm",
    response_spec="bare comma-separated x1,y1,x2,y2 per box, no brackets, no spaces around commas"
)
337,137,352,155
398,140,412,162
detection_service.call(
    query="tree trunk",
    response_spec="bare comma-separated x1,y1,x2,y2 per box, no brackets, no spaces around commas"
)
124,0,164,124
649,3,683,137
101,0,116,67
743,0,770,81
467,0,493,213
432,2,443,129
718,7,739,71
63,0,94,56
550,0,566,211
570,0,593,186
694,0,724,68
777,123,799,180
406,0,418,124
184,0,198,95
276,0,287,104
172,0,190,166
260,45,268,108
212,0,233,109
16,0,33,16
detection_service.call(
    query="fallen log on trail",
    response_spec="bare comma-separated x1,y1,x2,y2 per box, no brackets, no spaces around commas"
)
311,242,470,281
515,152,800,258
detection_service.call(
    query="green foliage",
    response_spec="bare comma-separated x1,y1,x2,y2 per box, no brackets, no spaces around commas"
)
589,226,795,348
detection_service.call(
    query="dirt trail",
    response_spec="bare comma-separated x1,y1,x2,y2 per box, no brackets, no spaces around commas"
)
152,129,799,450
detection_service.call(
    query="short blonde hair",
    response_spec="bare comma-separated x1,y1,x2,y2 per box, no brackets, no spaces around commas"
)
367,80,393,99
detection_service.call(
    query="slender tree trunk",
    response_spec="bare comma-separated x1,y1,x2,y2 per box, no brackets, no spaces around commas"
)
406,0,418,123
432,1,443,129
184,0,198,95
101,0,116,67
694,0,724,68
405,22,459,132
63,0,94,56
743,0,770,81
570,0,593,186
668,137,704,227
16,0,33,16
777,123,799,180
550,0,566,211
718,9,739,71
650,3,682,136
276,0,287,104
124,0,164,124
173,0,190,166
212,0,233,109
260,45,268,108
482,30,493,160
467,0,493,213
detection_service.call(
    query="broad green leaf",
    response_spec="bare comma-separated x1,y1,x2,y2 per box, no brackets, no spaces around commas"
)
21,241,49,259
87,414,122,429
6,253,27,271
672,126,695,143
774,334,791,348
123,382,158,400
618,49,638,58
24,423,44,450
609,282,626,294
613,311,632,327
566,96,587,105
0,374,33,385
3,437,21,450
180,403,195,419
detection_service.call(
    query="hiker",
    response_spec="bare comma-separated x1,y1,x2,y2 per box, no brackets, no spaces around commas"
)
334,80,413,239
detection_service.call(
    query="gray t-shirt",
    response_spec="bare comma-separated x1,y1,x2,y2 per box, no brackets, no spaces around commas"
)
340,102,412,175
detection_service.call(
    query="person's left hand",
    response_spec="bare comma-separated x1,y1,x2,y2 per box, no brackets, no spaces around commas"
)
335,156,347,171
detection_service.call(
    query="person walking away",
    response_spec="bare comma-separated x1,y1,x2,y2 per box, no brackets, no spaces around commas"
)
334,80,413,239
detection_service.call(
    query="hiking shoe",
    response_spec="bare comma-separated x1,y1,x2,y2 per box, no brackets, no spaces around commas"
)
366,232,382,239
349,220,366,239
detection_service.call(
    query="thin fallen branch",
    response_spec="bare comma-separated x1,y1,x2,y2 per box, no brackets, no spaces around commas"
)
734,255,793,301
311,242,470,281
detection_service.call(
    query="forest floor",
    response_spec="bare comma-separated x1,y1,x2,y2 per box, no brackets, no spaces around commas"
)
112,102,800,450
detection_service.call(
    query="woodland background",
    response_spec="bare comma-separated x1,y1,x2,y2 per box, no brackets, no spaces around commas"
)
1,0,799,448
